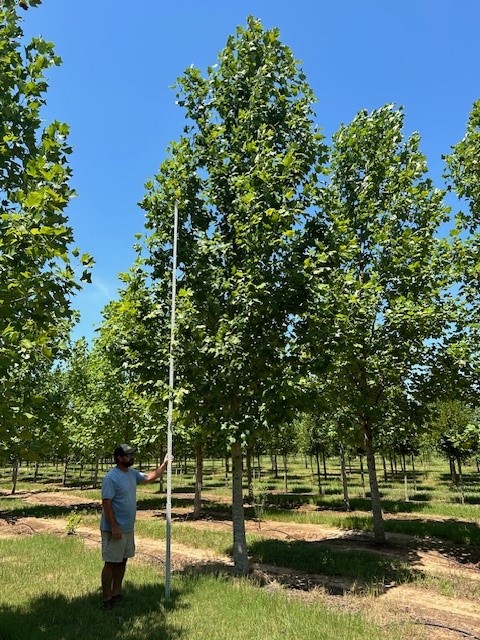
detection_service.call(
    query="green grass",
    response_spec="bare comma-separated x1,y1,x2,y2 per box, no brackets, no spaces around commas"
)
2,455,479,558
127,521,418,588
248,539,415,585
2,455,479,505
3,492,478,550
262,508,480,546
0,534,406,640
136,519,234,554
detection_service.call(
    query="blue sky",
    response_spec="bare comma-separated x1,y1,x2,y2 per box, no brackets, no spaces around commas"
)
21,0,480,342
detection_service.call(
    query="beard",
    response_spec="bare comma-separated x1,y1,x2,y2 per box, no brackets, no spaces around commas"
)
126,458,134,467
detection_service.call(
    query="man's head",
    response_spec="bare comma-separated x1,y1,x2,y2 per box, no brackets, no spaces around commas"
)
114,444,136,467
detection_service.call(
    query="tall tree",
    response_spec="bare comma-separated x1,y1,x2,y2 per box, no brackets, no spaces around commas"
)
142,16,326,573
0,0,92,437
444,99,480,399
301,105,451,542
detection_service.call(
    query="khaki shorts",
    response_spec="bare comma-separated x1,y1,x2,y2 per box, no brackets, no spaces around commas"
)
101,530,135,563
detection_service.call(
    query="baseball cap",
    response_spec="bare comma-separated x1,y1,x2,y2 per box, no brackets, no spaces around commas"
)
114,444,137,458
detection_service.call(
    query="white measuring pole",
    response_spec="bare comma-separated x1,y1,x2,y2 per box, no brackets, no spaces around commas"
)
165,201,178,599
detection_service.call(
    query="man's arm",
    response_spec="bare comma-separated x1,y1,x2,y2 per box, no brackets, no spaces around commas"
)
102,498,122,539
142,454,171,483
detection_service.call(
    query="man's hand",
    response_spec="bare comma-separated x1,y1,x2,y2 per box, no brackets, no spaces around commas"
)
144,454,174,483
112,524,123,540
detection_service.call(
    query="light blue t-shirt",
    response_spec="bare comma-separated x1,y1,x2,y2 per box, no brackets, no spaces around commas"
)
100,466,146,532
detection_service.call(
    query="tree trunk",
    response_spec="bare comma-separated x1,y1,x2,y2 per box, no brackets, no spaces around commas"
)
402,453,409,501
272,453,278,479
411,455,417,492
322,450,327,480
359,454,366,498
231,441,248,575
282,453,288,493
364,425,386,544
457,456,465,505
246,448,254,503
193,442,203,519
382,455,388,482
11,460,19,495
315,450,323,496
225,453,230,485
449,457,457,483
92,457,100,489
340,446,350,510
62,458,69,487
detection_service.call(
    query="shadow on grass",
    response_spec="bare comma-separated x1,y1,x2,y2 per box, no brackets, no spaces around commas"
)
265,494,313,509
290,487,314,494
248,538,418,590
337,514,480,563
0,502,100,520
383,517,480,557
408,493,431,501
0,583,189,640
137,497,234,516
311,497,434,514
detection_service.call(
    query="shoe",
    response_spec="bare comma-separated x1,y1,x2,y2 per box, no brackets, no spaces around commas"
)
101,599,115,610
111,594,123,604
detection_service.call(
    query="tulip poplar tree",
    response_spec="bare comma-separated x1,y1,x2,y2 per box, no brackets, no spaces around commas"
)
142,17,326,574
0,0,92,440
301,105,451,543
444,99,480,398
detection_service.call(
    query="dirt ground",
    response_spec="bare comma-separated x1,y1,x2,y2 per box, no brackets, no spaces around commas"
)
1,489,479,640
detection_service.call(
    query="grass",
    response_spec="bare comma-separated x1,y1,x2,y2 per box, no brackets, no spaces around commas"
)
260,507,480,546
248,539,415,585
1,455,478,637
0,535,406,640
134,521,417,587
416,572,480,600
2,453,479,558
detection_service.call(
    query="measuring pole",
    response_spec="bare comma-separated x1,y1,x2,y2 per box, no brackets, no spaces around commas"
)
165,201,178,599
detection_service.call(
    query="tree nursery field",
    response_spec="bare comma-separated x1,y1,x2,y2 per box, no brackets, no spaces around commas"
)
1,455,479,640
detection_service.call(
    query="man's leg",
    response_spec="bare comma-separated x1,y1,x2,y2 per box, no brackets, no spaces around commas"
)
101,530,134,606
112,559,127,598
101,562,116,603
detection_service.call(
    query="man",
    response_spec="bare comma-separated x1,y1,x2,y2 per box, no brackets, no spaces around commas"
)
100,444,170,610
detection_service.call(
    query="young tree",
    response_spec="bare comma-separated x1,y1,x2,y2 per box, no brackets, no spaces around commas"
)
301,105,451,542
142,17,326,573
295,412,335,496
0,357,66,493
62,339,122,485
429,399,478,503
93,268,170,455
